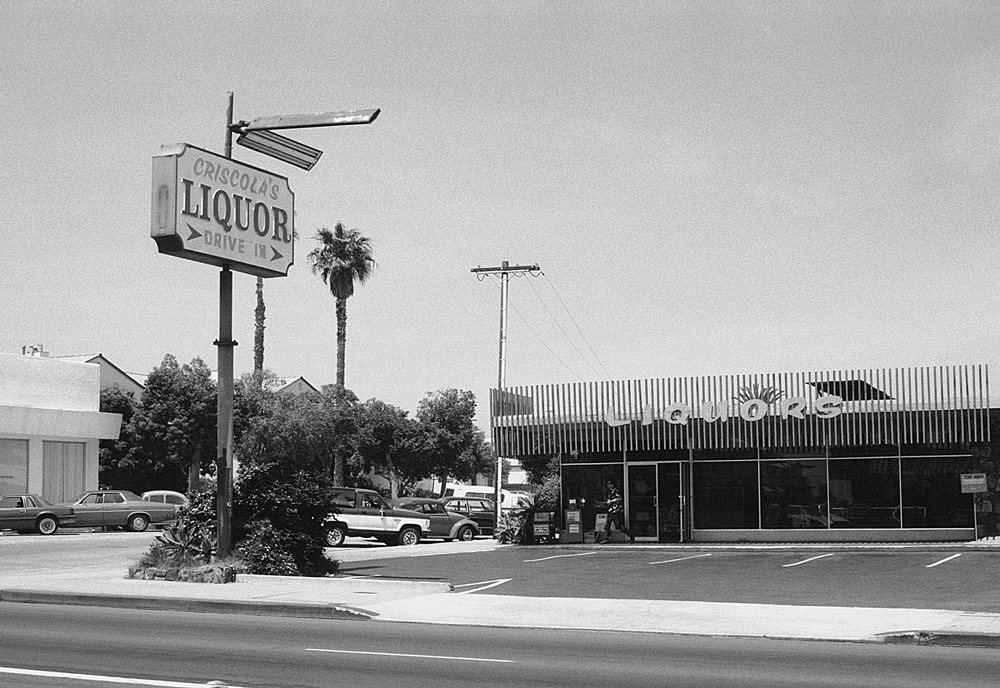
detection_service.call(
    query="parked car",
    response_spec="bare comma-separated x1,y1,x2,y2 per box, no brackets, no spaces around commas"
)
392,497,480,541
325,487,431,547
141,490,190,508
443,485,533,512
442,496,497,536
0,494,76,535
63,490,178,532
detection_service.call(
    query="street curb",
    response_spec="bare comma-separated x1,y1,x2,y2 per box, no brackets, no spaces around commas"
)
879,630,1000,649
0,589,372,621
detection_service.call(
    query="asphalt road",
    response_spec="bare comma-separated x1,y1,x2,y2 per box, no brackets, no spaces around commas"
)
1,603,998,688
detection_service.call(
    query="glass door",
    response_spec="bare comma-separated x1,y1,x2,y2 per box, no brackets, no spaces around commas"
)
627,464,658,541
657,462,681,543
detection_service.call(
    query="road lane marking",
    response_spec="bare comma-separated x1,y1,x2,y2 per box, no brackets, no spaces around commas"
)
306,649,513,663
649,553,712,565
453,578,512,594
0,665,247,687
523,551,597,563
926,553,962,568
782,553,835,568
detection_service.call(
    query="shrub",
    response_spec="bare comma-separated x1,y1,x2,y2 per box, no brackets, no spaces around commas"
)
237,520,300,576
233,462,340,576
180,488,218,533
155,517,217,566
496,511,527,544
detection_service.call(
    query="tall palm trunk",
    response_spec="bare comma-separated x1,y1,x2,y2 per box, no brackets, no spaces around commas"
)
336,297,347,387
254,277,265,381
333,296,348,485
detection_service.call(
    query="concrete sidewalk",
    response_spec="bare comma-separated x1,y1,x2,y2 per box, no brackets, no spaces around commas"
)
2,561,1000,647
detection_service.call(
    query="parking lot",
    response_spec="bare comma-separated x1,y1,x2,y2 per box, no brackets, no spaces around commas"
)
3,530,998,614
334,542,1000,612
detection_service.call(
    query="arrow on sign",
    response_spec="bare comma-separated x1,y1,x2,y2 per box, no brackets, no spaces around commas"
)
270,247,284,262
187,224,202,241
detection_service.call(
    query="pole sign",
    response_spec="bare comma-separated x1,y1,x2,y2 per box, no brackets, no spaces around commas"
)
151,143,294,278
961,473,988,494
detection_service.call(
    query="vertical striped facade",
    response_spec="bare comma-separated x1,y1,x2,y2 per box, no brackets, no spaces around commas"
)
490,366,990,457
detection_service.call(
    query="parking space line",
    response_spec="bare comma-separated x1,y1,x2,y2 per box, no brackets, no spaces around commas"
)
783,553,835,568
523,551,597,563
453,578,512,594
926,553,962,568
0,665,248,687
649,553,712,565
307,649,514,663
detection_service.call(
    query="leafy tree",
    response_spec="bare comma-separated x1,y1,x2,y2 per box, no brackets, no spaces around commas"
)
130,355,217,493
234,380,358,482
98,387,149,490
307,223,375,484
354,400,432,500
416,389,491,497
519,453,558,486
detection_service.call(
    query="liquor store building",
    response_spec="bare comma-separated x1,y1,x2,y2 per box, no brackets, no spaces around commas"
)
490,366,990,543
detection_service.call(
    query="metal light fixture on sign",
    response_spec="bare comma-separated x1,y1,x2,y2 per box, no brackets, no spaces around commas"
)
236,129,323,171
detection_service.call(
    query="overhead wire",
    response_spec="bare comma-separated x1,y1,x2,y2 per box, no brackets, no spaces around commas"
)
524,275,607,380
485,273,589,383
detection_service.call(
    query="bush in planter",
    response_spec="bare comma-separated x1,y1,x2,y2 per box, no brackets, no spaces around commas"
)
237,519,301,576
233,462,340,577
131,515,239,582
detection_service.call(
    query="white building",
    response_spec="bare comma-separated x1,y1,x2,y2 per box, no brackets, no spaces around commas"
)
0,352,122,502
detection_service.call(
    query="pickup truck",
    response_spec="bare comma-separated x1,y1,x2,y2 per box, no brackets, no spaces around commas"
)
325,487,431,547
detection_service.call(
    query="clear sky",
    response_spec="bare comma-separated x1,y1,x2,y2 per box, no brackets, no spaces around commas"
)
3,1,999,431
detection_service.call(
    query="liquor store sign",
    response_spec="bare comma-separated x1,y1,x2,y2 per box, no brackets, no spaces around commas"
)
151,143,294,278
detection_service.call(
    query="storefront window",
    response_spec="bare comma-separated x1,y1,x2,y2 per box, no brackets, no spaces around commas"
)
693,461,759,529
562,464,624,532
828,458,900,528
900,456,978,528
760,460,828,529
0,439,28,495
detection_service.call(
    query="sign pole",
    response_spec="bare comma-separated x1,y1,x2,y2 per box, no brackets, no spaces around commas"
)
216,92,237,558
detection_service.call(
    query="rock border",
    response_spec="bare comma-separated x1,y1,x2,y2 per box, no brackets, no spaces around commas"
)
127,564,237,584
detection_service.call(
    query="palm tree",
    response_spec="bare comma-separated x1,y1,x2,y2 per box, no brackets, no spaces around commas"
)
253,277,265,386
308,223,376,482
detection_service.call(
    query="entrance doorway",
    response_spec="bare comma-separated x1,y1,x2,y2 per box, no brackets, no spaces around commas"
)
627,463,682,542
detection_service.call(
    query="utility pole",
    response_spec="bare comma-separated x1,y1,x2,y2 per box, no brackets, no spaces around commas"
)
216,91,238,558
471,260,540,532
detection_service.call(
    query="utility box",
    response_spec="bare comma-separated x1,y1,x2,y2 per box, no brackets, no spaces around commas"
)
532,511,556,542
561,508,583,544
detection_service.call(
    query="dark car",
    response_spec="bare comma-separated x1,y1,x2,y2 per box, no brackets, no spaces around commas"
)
442,496,497,537
0,494,76,535
393,498,480,541
64,490,178,532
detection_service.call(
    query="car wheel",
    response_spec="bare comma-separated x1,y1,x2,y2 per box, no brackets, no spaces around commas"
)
326,525,347,547
457,525,475,541
127,514,149,532
36,516,58,535
396,527,421,546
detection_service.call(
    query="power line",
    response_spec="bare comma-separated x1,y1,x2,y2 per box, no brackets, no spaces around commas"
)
540,272,614,380
523,277,607,380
